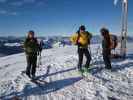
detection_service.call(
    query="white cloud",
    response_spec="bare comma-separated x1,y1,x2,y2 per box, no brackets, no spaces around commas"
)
0,0,45,15
24,0,36,3
10,12,18,15
0,0,6,3
0,10,7,14
10,1,23,6
0,0,37,5
0,0,46,7
0,10,18,16
36,1,45,6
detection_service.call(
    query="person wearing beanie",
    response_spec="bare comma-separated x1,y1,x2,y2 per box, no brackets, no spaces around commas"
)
70,25,92,73
24,30,40,79
100,28,112,69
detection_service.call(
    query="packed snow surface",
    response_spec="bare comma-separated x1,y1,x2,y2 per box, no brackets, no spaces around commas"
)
0,43,133,100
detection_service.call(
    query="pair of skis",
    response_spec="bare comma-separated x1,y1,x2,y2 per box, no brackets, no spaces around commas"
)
21,71,48,87
80,68,91,76
78,67,95,82
78,66,104,81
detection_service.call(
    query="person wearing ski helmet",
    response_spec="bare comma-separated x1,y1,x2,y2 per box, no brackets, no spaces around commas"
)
100,28,112,69
24,30,40,79
71,25,92,72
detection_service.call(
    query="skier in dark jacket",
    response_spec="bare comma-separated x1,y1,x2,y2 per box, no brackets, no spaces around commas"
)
100,28,112,69
24,30,40,79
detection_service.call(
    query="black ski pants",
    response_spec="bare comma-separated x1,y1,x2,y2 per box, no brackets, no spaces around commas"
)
78,48,91,69
102,49,112,69
26,54,37,76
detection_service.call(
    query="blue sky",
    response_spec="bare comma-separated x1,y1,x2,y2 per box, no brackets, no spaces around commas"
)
0,0,132,36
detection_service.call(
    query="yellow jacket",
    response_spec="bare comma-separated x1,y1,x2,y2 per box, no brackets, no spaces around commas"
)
70,31,92,48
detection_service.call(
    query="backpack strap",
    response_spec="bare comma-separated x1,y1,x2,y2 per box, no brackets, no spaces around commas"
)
76,31,80,46
86,31,92,45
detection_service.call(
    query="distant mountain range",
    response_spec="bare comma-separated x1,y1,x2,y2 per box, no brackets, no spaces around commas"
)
0,35,133,57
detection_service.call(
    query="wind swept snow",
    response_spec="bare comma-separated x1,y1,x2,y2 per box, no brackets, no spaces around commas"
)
0,44,133,100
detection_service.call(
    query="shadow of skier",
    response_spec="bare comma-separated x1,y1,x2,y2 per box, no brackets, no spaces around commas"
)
36,65,52,80
1,77,82,100
92,53,133,73
127,53,133,60
111,62,133,72
36,66,77,80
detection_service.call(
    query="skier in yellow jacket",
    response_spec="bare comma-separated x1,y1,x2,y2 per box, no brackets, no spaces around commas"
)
70,25,92,72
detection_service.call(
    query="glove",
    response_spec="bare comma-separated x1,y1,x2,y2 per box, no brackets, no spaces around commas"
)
77,42,83,47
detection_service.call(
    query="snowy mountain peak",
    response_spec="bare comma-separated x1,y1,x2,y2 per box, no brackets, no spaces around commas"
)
0,44,133,100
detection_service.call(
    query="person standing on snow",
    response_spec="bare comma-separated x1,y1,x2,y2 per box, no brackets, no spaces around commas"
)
24,30,41,79
100,28,112,70
70,25,92,72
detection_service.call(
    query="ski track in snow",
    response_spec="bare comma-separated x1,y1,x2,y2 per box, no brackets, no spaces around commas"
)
0,44,133,100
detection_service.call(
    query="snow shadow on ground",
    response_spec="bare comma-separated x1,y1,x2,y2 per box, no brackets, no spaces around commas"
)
89,66,104,75
37,66,77,80
90,59,133,74
92,61,104,66
37,65,52,79
112,62,133,72
88,54,133,75
127,53,133,60
111,53,133,63
1,77,82,100
110,54,133,72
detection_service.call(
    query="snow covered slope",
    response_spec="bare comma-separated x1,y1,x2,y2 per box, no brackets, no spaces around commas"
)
0,44,133,100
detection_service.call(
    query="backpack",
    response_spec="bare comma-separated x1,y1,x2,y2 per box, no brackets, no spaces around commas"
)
110,35,118,49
